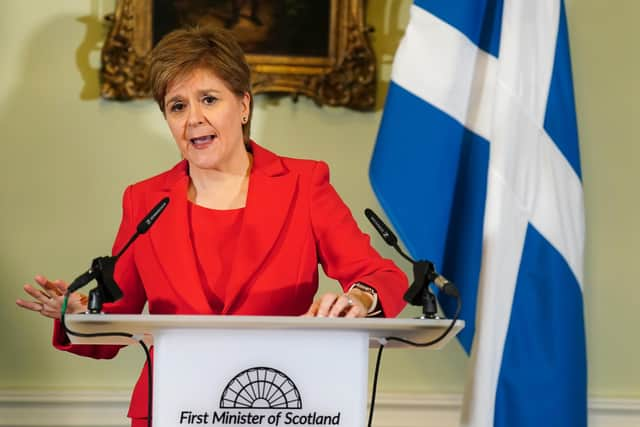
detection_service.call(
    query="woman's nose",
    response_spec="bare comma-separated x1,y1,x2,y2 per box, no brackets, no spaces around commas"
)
187,103,205,126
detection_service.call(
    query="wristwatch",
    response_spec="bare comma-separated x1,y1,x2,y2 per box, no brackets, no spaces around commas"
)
349,282,382,317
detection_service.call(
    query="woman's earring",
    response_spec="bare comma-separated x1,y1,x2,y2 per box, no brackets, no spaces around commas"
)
242,116,248,124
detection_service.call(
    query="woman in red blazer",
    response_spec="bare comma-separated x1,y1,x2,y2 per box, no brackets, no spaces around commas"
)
17,27,407,425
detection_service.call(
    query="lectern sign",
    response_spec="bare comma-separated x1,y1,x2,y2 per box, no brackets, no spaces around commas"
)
176,366,343,425
155,329,365,426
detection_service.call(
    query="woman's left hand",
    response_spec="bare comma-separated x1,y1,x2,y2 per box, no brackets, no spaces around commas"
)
16,275,88,320
303,292,368,318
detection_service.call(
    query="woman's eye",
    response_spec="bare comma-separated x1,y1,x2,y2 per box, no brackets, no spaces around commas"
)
203,95,217,105
169,102,185,112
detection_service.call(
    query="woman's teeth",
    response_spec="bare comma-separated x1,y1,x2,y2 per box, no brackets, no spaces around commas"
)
191,135,214,144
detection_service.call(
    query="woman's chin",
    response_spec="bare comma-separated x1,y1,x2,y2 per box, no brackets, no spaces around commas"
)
187,158,222,172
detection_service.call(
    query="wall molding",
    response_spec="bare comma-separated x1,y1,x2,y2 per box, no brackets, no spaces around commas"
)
1,390,639,426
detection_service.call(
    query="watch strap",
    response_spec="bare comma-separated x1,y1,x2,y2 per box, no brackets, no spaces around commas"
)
348,282,382,317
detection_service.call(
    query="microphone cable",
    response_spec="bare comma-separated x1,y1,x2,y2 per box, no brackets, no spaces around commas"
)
363,207,464,426
61,295,153,427
367,293,462,427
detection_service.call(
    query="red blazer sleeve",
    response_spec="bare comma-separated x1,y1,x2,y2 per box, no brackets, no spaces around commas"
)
52,185,147,358
309,161,407,317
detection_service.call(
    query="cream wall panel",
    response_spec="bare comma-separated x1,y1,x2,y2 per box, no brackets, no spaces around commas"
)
1,391,639,427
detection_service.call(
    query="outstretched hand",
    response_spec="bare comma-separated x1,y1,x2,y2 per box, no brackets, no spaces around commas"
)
16,275,88,320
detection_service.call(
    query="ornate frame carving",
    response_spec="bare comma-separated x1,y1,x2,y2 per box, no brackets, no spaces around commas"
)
101,0,376,110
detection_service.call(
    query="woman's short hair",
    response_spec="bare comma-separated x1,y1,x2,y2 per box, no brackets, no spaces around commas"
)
149,26,253,144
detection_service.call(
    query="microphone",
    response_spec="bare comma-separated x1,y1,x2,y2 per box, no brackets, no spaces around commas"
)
66,197,170,296
364,208,398,246
136,197,170,234
364,208,459,298
115,197,170,259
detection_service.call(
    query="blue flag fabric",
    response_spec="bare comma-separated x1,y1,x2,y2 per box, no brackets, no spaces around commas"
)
370,1,586,426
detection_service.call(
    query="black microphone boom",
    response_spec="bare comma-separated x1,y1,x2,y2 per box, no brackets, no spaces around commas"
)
66,197,170,302
364,208,460,318
67,270,95,295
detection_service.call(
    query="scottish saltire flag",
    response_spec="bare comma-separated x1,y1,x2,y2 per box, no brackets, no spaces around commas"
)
370,1,586,426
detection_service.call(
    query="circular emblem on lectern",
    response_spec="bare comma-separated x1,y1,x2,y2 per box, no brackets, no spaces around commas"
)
220,367,302,409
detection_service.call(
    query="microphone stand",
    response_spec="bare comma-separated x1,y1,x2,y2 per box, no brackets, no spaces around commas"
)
66,256,122,313
405,260,440,319
65,197,170,313
363,208,459,318
393,249,442,319
61,196,169,427
85,256,121,313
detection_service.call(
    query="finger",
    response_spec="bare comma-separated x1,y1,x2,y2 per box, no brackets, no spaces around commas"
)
315,293,339,317
302,301,319,317
24,284,53,302
78,293,89,305
49,281,87,304
34,275,53,289
344,303,365,318
23,284,51,302
16,299,45,313
38,289,53,299
44,283,64,297
328,294,352,318
32,276,61,297
50,279,69,296
36,277,65,297
19,299,60,319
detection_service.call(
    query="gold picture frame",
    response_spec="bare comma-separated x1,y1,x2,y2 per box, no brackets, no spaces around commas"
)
101,0,376,110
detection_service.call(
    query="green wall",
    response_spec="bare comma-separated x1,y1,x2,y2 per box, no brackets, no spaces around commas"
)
0,0,637,398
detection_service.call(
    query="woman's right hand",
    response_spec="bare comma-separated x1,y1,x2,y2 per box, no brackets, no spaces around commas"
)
16,275,88,320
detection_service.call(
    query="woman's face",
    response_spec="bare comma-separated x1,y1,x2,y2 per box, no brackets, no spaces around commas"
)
164,68,250,173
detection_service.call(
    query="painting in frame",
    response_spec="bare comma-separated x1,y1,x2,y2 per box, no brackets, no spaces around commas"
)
101,0,377,110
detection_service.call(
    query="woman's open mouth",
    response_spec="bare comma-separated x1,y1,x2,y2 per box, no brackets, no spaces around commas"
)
190,135,216,145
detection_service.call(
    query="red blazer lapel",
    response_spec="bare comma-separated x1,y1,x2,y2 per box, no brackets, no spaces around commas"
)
223,143,299,313
147,161,212,314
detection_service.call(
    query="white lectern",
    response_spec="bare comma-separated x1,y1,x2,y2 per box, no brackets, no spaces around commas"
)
66,314,463,427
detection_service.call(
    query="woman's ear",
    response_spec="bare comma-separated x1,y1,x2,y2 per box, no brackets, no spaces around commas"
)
241,92,251,116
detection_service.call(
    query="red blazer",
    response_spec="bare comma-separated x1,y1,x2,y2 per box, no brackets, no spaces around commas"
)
53,141,407,420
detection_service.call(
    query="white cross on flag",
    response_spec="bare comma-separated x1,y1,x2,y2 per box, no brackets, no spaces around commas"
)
370,1,586,426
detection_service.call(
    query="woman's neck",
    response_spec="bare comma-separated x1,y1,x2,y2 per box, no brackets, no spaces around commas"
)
188,152,252,210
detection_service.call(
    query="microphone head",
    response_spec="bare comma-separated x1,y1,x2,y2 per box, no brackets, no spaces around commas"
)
364,208,398,246
137,197,170,234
